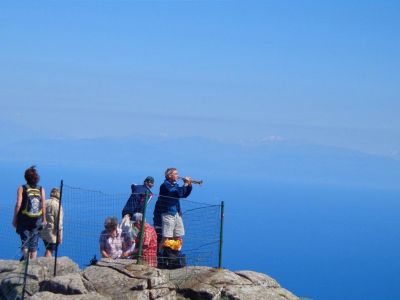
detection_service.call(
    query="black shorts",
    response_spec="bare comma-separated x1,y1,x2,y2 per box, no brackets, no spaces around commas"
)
43,241,57,252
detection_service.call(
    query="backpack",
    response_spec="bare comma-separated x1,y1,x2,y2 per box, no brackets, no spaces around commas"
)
21,185,43,218
158,247,186,269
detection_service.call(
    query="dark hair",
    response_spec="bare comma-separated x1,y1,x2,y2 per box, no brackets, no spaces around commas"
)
144,176,154,184
24,166,40,186
104,217,118,231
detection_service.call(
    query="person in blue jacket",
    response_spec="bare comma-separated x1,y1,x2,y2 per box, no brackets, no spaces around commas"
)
153,168,192,252
122,176,154,219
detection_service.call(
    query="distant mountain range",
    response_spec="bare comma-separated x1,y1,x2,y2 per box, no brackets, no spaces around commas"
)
1,135,399,190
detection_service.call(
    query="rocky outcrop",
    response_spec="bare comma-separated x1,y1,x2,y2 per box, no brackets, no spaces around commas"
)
0,257,80,299
166,267,297,300
82,259,176,300
0,257,298,300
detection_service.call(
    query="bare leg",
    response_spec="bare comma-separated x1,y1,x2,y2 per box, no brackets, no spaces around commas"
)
29,250,37,259
22,247,28,260
45,250,52,257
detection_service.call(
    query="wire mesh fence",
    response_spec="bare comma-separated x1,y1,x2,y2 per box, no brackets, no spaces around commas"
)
0,182,223,298
60,184,222,269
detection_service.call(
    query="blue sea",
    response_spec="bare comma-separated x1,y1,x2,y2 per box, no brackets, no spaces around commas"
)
1,164,399,300
220,180,400,300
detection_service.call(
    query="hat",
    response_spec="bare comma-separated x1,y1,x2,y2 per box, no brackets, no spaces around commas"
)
144,176,154,184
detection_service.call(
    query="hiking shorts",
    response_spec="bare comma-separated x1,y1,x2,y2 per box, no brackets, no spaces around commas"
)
161,213,184,238
19,230,39,252
43,241,57,252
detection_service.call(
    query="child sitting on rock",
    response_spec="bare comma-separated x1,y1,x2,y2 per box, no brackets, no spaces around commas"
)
99,217,131,259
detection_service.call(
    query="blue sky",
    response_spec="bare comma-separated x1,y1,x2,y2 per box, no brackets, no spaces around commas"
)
1,0,400,157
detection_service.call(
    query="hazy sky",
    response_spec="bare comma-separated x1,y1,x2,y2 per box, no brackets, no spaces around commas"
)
1,1,399,156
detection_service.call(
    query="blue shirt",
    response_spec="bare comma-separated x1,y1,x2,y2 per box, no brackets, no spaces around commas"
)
153,180,192,224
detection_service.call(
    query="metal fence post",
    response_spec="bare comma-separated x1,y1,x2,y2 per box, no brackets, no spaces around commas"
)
21,251,30,300
137,190,150,265
54,179,63,276
218,201,224,269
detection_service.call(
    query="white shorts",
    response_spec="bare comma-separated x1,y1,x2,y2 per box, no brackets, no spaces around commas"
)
162,213,185,238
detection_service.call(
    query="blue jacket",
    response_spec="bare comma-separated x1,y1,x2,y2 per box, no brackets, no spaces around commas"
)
153,180,192,226
122,184,152,218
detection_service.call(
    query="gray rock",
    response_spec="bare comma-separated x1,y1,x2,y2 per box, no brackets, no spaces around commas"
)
81,276,96,293
0,257,299,300
235,270,280,288
0,257,80,300
83,264,149,299
0,274,24,300
30,291,110,300
0,260,19,274
96,258,136,269
0,260,24,300
176,268,298,300
164,266,224,288
223,285,298,300
177,268,250,300
0,264,41,299
149,287,177,300
32,257,81,279
82,259,178,300
40,273,88,295
179,283,220,300
148,275,172,289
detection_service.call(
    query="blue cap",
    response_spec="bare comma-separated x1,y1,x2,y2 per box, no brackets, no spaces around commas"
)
144,176,154,184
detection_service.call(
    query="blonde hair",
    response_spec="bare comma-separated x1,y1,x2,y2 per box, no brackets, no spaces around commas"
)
50,188,60,199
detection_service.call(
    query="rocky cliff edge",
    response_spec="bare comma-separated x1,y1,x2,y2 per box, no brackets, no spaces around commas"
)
0,257,299,300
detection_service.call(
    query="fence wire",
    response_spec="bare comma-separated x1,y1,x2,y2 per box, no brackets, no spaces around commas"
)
59,184,222,268
0,183,223,298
